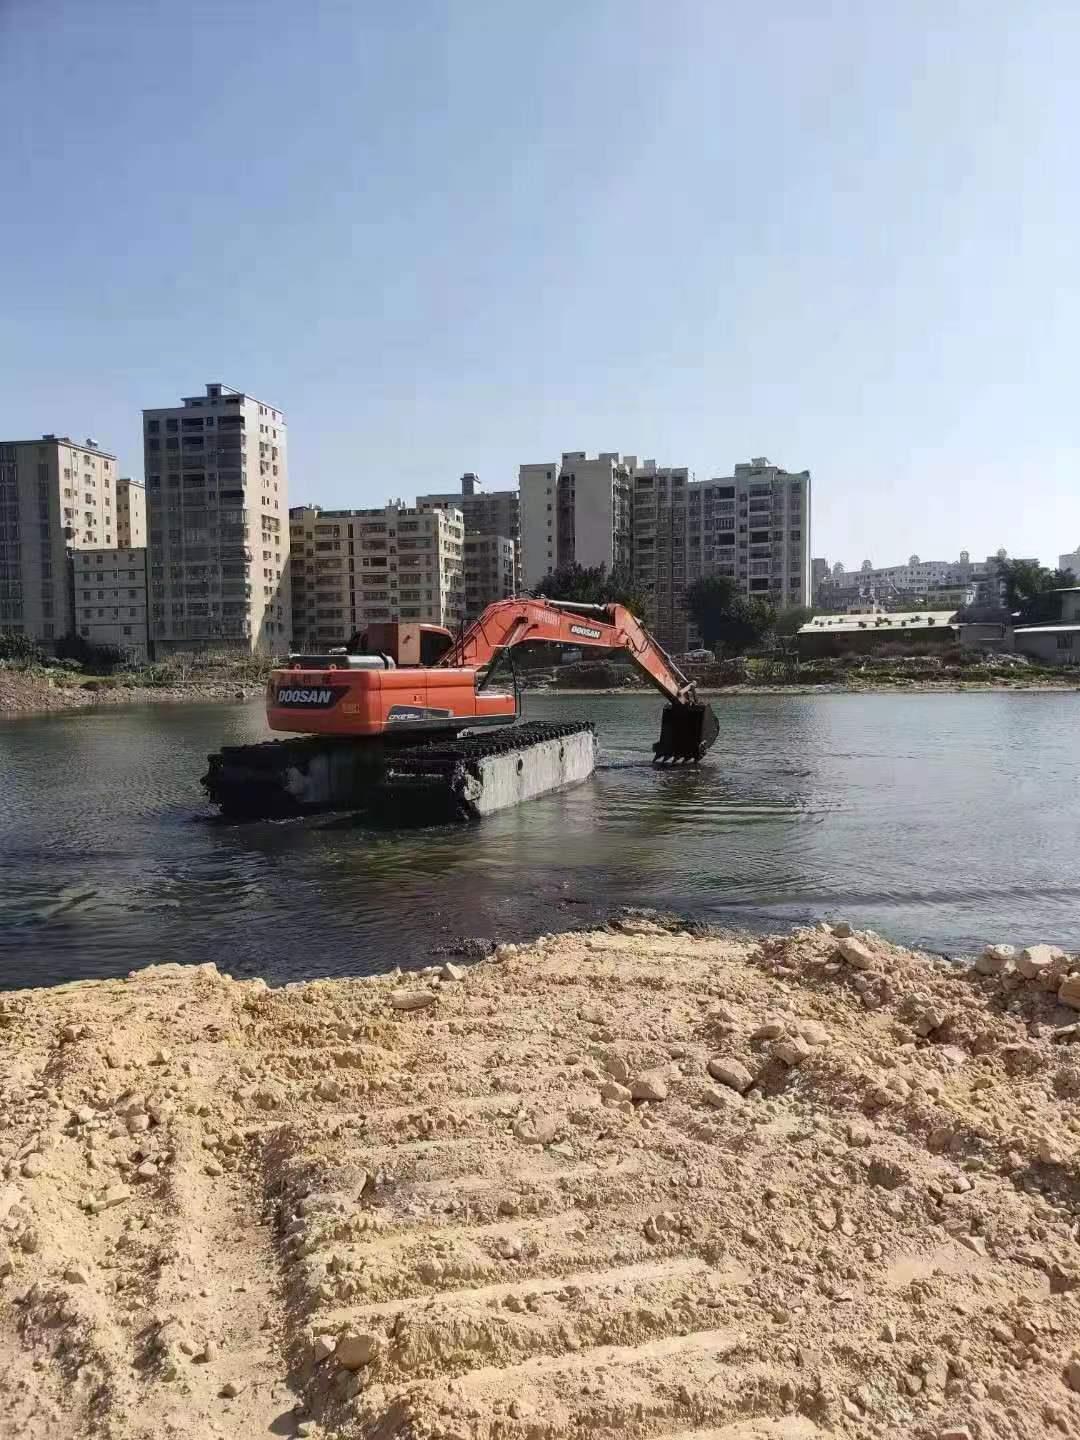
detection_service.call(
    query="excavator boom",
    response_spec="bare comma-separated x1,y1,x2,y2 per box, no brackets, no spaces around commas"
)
205,598,718,816
439,598,718,763
261,597,718,764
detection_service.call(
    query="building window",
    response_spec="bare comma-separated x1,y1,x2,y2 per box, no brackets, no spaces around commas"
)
1057,634,1074,651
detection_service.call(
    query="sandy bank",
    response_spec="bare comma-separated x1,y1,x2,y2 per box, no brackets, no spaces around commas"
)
0,669,260,716
3,923,1080,1439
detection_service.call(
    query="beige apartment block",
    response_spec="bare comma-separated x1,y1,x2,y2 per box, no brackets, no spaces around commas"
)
683,459,811,647
289,503,465,650
417,473,520,567
519,452,634,590
0,434,118,645
116,477,146,548
463,534,515,617
143,384,289,655
72,546,149,661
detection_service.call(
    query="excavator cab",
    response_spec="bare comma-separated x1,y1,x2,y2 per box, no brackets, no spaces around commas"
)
653,701,720,764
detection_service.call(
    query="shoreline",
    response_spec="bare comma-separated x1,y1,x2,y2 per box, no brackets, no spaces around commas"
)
3,671,1077,719
2,918,1078,1438
533,679,1080,697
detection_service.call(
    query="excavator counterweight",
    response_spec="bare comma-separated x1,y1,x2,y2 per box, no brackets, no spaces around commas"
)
203,598,719,818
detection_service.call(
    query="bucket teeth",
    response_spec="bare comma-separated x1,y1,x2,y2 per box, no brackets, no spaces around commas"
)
653,702,719,765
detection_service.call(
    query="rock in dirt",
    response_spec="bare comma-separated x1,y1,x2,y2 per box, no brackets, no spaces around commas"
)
630,1070,669,1102
1017,944,1063,979
838,937,875,970
440,963,465,982
1058,975,1080,1011
390,990,437,1012
706,1056,753,1092
976,943,1014,976
311,1334,336,1364
600,1080,632,1103
773,1036,812,1067
335,1330,381,1369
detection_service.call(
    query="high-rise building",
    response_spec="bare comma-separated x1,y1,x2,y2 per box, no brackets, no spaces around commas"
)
634,457,811,652
631,461,692,652
695,458,810,608
289,503,465,650
142,383,289,654
519,452,634,589
417,473,520,568
1059,544,1080,579
518,450,812,650
116,478,146,549
72,546,149,661
0,434,118,644
463,534,515,618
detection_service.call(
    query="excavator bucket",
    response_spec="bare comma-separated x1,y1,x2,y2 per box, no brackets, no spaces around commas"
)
653,701,720,765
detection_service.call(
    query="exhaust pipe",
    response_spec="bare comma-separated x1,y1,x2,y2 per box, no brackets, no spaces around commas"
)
653,701,720,765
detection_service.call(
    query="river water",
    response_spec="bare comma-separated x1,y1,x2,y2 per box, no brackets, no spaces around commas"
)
0,691,1077,990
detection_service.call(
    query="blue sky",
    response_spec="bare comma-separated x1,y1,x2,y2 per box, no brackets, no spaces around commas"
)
2,0,1078,569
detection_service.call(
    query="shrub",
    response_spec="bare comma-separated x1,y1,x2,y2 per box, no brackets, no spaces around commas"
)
0,631,47,666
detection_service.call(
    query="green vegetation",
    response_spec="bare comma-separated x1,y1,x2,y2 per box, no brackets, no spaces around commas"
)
536,562,648,619
683,576,775,654
996,558,1076,619
0,636,276,693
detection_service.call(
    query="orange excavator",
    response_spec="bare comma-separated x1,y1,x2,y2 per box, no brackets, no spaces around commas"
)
266,597,718,761
203,598,718,818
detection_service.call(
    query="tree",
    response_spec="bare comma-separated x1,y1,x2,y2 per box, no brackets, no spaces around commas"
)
997,559,1075,621
773,604,816,637
684,576,775,655
536,562,648,619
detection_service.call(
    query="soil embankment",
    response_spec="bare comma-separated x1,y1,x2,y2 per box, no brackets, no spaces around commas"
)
3,923,1080,1439
0,669,259,715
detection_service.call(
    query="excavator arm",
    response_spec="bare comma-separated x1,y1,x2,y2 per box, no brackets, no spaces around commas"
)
441,598,719,763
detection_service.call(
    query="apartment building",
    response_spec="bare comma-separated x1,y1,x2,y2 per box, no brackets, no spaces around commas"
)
72,546,149,660
630,461,692,652
143,383,288,654
417,473,520,565
692,458,810,606
0,434,118,644
116,478,146,548
290,503,465,650
463,535,515,618
1059,544,1080,579
519,452,634,589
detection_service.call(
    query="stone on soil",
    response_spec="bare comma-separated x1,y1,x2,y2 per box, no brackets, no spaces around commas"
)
706,1056,753,1092
838,937,875,970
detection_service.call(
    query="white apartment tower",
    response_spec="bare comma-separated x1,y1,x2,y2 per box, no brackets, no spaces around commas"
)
142,384,289,654
519,452,634,589
289,503,465,650
0,434,118,644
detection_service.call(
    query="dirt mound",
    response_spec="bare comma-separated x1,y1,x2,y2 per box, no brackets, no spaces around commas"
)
3,926,1080,1439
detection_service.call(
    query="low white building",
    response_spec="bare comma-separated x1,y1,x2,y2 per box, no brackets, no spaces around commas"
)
72,547,149,661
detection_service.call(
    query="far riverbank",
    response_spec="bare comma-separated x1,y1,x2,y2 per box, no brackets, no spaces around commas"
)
3,665,1077,719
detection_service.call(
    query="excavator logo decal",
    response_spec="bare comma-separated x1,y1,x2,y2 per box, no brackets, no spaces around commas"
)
276,686,344,707
569,623,603,639
387,705,454,721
